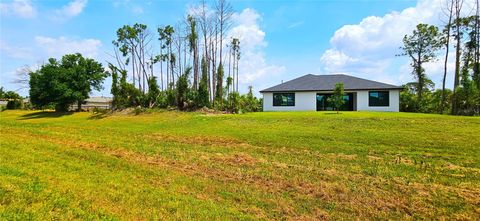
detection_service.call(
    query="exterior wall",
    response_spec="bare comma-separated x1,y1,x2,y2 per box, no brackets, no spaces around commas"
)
262,90,400,112
263,92,317,111
356,90,399,112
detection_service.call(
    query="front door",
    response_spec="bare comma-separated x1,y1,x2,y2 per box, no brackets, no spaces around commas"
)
316,93,354,111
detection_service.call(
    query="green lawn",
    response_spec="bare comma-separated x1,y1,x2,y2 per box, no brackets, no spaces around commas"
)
0,110,479,220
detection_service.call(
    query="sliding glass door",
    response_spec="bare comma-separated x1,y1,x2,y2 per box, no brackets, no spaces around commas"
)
316,93,354,111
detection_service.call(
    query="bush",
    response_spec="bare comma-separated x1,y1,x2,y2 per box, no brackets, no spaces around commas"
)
132,107,146,115
6,99,23,110
226,92,240,113
92,107,109,114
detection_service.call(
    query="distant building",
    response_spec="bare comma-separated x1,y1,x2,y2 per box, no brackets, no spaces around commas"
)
260,74,402,112
0,100,7,107
70,96,113,111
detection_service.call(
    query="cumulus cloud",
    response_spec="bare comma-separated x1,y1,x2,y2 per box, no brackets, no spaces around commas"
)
228,8,286,90
34,36,102,59
0,0,36,18
53,0,87,21
319,0,476,87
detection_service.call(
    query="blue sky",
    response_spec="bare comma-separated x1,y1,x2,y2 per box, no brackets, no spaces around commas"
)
1,0,469,96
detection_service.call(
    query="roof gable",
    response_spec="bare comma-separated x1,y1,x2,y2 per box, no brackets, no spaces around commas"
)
260,74,402,92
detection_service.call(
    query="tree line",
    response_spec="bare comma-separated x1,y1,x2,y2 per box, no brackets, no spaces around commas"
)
398,0,480,115
25,0,262,113
108,0,256,112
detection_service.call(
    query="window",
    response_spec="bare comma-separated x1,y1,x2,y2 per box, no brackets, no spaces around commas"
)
273,93,295,106
369,91,389,106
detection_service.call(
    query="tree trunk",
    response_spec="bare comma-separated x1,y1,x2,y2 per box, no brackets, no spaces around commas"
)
132,49,135,87
452,0,463,115
228,44,232,94
441,2,454,114
236,53,239,93
77,100,82,112
160,40,164,91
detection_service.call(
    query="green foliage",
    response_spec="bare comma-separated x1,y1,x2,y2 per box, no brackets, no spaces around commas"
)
327,83,345,113
2,90,21,100
187,15,198,53
176,67,191,110
215,63,224,101
0,89,23,110
166,83,176,107
400,81,454,114
239,86,261,112
113,23,148,59
29,54,107,112
455,78,480,115
145,76,160,108
196,56,210,108
6,100,23,110
399,24,442,102
109,64,143,109
226,92,240,113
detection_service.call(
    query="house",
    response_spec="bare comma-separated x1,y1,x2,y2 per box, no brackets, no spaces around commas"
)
0,100,7,107
260,74,402,112
70,96,113,111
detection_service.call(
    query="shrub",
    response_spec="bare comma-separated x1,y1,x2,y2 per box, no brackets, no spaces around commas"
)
6,99,23,110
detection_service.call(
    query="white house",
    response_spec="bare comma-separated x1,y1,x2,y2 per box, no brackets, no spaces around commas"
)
69,96,113,111
260,74,402,112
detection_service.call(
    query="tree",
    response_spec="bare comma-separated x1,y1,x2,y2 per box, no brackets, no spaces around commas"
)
29,54,107,112
61,53,107,111
215,0,233,68
145,76,161,108
215,63,224,102
176,67,191,110
328,83,345,114
452,0,464,114
440,0,455,113
197,56,210,107
399,24,442,104
187,15,200,90
0,89,23,110
230,38,240,92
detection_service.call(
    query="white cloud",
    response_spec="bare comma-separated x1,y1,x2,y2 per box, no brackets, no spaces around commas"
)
0,0,36,18
319,0,476,88
34,36,102,59
228,8,286,90
0,40,34,60
53,0,87,20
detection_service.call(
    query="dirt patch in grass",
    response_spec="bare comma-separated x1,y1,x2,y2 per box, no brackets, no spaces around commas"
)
443,162,480,174
368,155,383,161
146,133,250,148
212,153,258,166
325,153,357,160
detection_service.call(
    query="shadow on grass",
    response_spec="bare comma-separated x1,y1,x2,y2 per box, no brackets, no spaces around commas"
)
19,111,73,120
324,113,343,115
87,112,109,120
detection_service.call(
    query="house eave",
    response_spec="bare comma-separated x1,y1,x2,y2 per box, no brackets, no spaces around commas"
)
260,87,403,93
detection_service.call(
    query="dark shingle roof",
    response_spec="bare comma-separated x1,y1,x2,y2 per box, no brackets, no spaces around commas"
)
260,74,402,92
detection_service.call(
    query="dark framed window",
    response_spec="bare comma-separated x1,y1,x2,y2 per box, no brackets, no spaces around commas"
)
369,91,389,106
273,93,295,106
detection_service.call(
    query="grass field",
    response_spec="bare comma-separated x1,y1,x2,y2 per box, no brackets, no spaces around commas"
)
0,110,479,220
